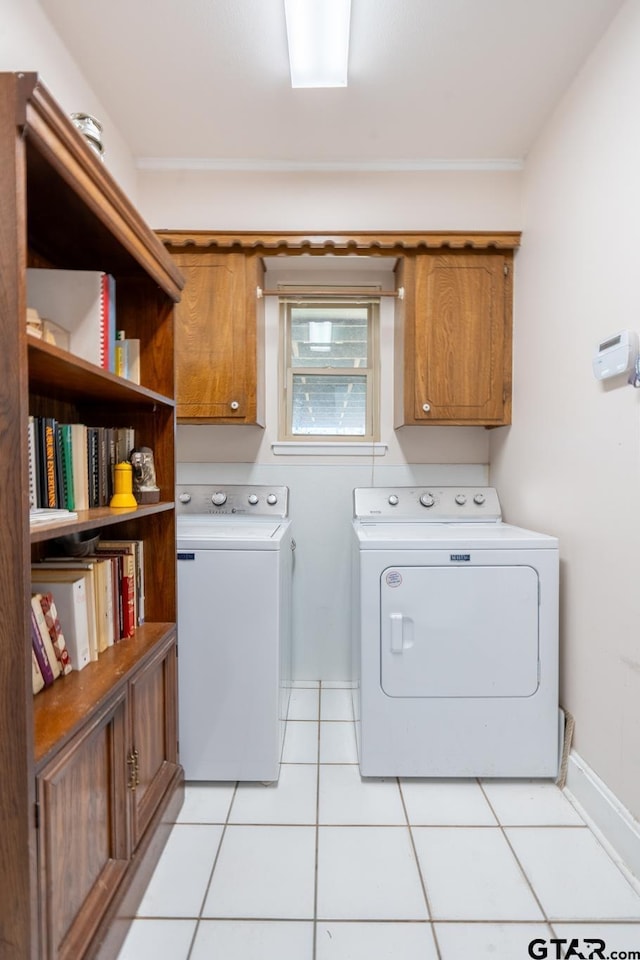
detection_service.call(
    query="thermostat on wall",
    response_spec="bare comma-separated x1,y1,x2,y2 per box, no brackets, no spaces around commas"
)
592,330,639,380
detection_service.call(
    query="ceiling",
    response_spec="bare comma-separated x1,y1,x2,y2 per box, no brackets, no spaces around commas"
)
39,0,624,170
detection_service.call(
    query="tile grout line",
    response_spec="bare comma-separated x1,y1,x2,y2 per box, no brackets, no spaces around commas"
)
397,778,443,960
184,781,240,960
477,778,551,927
312,683,322,960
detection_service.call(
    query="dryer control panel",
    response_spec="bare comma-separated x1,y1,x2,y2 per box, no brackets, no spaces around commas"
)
353,487,501,522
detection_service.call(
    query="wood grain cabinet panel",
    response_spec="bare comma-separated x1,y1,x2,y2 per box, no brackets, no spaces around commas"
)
129,637,179,848
37,694,129,960
395,250,513,426
167,246,265,424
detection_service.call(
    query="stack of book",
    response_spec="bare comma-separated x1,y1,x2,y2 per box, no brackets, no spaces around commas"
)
28,416,135,512
31,538,145,693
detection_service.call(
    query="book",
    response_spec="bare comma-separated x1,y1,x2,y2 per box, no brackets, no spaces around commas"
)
87,426,99,508
38,592,73,675
107,274,116,373
30,606,55,687
30,595,62,681
30,573,91,671
33,563,99,661
27,415,37,509
29,507,78,526
43,417,57,508
68,422,89,512
115,334,141,384
57,423,75,511
31,649,45,695
96,541,138,636
115,426,135,465
26,268,114,370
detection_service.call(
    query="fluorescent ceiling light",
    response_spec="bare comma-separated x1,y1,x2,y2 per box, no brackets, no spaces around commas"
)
284,0,351,88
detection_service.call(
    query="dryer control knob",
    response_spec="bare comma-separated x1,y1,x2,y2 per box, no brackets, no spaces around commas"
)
178,492,191,504
420,494,435,507
473,493,486,505
211,492,227,506
266,494,278,505
248,494,259,505
388,495,399,506
455,494,467,505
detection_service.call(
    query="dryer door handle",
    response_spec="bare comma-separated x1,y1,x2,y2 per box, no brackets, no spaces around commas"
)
390,613,404,653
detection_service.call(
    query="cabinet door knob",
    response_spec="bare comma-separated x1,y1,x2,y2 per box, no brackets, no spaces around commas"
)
422,403,431,413
230,401,239,410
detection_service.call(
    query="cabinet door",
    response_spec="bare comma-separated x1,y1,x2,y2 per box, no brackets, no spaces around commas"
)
172,250,264,424
128,634,179,848
396,251,512,425
36,692,129,960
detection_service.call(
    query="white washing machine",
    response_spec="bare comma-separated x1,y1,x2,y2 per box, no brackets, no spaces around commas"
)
352,486,560,778
176,485,294,781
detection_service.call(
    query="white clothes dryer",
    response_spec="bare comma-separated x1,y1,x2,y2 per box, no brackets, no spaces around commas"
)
177,485,294,782
351,487,560,778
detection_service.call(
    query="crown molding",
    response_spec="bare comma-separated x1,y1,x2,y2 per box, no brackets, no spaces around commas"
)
157,229,521,252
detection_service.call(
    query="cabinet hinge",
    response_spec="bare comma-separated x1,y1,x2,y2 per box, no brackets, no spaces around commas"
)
503,263,509,277
34,801,40,830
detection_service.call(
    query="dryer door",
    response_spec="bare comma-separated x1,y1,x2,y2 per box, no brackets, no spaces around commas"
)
380,565,539,698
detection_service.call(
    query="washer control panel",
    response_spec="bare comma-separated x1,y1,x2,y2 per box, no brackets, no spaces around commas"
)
353,487,501,522
176,484,289,518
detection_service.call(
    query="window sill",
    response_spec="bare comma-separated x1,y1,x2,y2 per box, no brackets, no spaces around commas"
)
272,441,388,457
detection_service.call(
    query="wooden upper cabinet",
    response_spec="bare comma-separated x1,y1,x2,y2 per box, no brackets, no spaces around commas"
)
162,241,265,424
395,250,514,427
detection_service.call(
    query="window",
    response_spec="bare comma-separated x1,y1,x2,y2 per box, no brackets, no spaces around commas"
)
280,298,379,441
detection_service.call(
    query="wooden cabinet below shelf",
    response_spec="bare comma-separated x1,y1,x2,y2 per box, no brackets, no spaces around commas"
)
394,249,514,427
35,630,181,960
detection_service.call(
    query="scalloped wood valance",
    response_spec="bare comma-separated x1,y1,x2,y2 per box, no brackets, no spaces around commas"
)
157,230,521,254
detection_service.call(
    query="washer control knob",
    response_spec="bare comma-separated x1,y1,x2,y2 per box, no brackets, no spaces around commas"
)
211,492,227,506
473,493,486,505
420,494,435,508
266,494,278,505
388,495,399,506
248,494,259,505
178,492,191,504
455,494,467,505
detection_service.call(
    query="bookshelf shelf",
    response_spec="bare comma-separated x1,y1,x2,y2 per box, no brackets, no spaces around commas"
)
33,623,176,766
29,502,175,544
0,72,185,960
28,338,176,409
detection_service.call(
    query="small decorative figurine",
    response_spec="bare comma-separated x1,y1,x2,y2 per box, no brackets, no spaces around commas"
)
130,446,160,503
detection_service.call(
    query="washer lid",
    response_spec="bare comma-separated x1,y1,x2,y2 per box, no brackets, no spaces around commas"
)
353,521,558,550
177,516,290,549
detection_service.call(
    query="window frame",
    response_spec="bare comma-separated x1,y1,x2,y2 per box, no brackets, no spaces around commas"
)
279,295,380,443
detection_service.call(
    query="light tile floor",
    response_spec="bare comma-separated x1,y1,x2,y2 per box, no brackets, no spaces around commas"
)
118,683,640,960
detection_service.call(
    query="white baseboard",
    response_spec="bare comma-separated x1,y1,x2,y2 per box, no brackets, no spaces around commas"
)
564,750,640,886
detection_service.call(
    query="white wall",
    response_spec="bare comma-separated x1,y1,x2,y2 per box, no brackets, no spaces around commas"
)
139,167,521,232
490,0,640,819
0,0,138,198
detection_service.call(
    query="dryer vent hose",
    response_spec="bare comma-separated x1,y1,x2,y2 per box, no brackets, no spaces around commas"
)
556,708,575,789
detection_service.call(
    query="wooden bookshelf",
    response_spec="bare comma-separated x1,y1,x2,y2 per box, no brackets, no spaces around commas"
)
0,71,185,960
